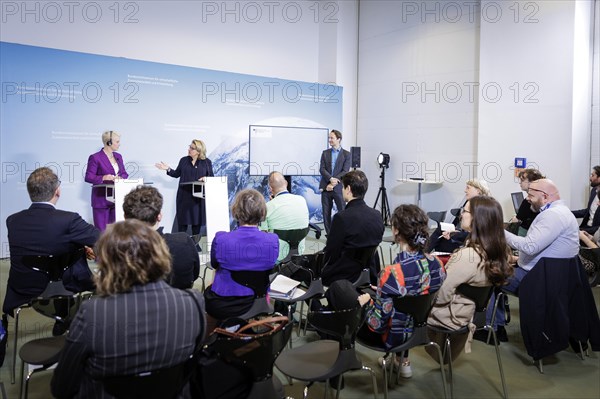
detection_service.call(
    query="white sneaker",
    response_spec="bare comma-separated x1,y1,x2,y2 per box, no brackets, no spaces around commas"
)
399,360,413,379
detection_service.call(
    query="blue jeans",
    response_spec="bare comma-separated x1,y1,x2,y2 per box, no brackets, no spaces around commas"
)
486,266,529,329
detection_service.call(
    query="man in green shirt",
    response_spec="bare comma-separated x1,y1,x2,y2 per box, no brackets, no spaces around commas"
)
261,171,310,262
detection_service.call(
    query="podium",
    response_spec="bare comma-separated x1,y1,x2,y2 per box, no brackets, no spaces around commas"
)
93,178,144,222
180,177,230,247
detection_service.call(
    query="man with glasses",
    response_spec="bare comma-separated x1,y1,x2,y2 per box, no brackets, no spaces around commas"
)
2,167,99,338
486,179,579,338
572,165,600,234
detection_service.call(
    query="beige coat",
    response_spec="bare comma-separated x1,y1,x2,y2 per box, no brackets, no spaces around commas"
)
428,247,489,356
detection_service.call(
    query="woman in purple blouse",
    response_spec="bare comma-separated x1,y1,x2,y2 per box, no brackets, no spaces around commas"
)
203,189,279,328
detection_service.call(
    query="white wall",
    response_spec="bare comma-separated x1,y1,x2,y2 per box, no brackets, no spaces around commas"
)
357,0,598,219
478,0,594,215
357,0,480,213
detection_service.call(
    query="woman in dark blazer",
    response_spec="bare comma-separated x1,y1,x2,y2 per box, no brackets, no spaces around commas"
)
84,130,128,231
51,219,206,398
155,139,214,235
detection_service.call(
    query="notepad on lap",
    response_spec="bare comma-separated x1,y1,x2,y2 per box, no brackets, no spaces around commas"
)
440,222,456,232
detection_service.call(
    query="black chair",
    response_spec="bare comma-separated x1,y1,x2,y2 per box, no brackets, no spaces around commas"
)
230,269,275,320
273,227,310,264
19,293,92,399
342,245,379,288
271,264,325,345
210,316,293,399
102,360,196,399
275,306,378,399
10,249,85,385
429,284,507,399
357,293,447,399
427,211,447,223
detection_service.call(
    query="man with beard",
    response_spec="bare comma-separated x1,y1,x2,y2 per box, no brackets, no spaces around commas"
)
483,179,579,339
572,165,600,234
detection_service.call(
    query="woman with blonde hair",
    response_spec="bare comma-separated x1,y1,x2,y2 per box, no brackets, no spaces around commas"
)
156,139,214,236
85,130,129,230
428,178,491,253
51,219,205,398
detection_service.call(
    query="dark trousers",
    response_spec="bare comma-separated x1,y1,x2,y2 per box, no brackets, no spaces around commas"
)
321,190,345,235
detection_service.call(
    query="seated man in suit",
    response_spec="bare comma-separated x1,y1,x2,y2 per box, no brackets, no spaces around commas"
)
2,167,99,335
260,171,309,262
321,170,385,286
572,165,600,234
122,185,200,289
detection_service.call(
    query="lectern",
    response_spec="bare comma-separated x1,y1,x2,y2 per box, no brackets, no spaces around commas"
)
179,176,230,246
93,178,144,222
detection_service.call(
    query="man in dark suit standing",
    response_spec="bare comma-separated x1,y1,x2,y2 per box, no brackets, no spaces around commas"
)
321,170,385,286
2,167,99,330
319,129,352,236
572,165,600,234
122,185,200,289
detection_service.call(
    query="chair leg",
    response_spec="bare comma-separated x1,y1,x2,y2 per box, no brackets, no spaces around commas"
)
445,338,454,399
488,292,503,344
380,355,389,399
426,341,449,399
535,359,543,374
489,328,509,399
361,365,378,399
12,308,22,384
578,341,585,360
19,359,25,399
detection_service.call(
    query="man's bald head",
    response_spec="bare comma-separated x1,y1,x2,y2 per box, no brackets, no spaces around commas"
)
268,171,288,195
527,178,560,211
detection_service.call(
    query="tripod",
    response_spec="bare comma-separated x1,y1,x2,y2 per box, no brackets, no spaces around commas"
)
373,165,391,226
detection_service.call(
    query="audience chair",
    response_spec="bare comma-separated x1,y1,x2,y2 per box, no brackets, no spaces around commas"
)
358,293,447,399
230,269,275,320
343,245,379,288
273,227,310,264
210,316,293,399
102,360,196,399
491,257,597,374
427,211,447,224
10,249,84,384
275,306,378,399
271,264,325,344
19,292,91,399
429,284,507,399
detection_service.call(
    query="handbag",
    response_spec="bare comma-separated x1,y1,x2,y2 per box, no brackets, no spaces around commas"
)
212,315,289,338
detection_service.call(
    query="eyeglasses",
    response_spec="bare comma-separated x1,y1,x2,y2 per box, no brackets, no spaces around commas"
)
461,209,470,214
188,145,198,151
527,187,549,196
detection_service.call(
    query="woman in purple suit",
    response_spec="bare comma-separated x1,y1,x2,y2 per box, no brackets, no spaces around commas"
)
155,139,214,236
85,130,128,230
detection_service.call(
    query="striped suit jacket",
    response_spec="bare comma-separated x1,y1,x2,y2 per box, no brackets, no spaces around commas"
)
51,281,206,399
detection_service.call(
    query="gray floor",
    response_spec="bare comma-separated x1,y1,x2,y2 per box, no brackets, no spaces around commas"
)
1,231,599,399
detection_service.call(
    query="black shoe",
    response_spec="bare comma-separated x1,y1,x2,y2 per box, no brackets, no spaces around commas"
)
473,330,499,346
52,321,68,336
496,326,509,342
